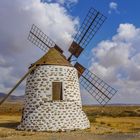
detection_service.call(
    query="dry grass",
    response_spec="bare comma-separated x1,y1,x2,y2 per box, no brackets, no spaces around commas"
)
83,105,140,117
0,102,23,115
0,102,140,140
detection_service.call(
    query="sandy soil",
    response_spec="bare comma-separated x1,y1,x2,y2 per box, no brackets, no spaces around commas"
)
0,103,140,140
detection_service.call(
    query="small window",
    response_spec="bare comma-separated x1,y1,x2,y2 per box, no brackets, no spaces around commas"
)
52,82,63,100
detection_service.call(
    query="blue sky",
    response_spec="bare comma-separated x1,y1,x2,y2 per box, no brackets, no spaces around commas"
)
64,1,140,105
0,0,140,104
71,0,140,42
71,0,140,27
67,0,140,66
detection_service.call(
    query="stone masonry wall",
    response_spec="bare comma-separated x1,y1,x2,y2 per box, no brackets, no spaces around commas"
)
17,65,90,131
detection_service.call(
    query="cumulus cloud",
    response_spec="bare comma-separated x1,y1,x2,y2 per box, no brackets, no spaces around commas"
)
90,23,140,104
108,2,119,14
0,0,78,95
41,0,78,8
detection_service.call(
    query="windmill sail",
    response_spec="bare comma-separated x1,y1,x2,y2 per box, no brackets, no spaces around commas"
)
68,8,106,60
74,62,117,105
28,24,56,52
80,69,117,105
74,8,106,48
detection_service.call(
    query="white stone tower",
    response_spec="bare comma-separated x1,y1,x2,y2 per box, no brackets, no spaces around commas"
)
17,48,90,131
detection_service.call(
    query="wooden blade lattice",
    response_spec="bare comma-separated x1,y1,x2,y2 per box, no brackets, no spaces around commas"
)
80,69,117,105
28,24,56,52
74,8,106,49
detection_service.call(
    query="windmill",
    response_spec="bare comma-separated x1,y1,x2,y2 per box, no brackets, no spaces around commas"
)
0,8,117,131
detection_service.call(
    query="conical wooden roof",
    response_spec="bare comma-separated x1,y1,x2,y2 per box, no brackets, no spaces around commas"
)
33,47,72,67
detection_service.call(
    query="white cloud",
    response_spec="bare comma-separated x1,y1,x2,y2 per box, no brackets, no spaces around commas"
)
0,66,19,92
41,0,78,8
108,2,119,14
0,55,6,66
110,2,117,10
0,0,78,95
113,24,140,41
56,0,78,5
90,23,140,104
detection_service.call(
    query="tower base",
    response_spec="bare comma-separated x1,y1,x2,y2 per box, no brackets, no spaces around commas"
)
17,101,90,131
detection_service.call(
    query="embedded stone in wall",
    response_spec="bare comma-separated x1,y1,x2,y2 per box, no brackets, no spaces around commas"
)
18,101,90,131
17,65,90,131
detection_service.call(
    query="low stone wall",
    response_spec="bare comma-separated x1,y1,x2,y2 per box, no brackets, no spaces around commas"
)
17,101,90,131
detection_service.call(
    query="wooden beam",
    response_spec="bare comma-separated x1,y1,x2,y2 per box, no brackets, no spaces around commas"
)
0,65,37,105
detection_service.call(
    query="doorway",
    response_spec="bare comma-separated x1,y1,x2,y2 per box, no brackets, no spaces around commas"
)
52,82,63,100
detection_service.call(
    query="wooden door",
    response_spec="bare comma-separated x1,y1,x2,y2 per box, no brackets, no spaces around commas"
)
52,82,63,100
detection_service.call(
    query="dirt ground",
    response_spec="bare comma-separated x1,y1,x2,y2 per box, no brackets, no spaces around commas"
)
0,102,140,140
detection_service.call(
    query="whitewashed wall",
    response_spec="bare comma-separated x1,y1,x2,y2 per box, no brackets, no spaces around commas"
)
18,65,90,131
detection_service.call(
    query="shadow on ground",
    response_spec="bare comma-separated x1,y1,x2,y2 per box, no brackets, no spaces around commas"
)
0,122,19,129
